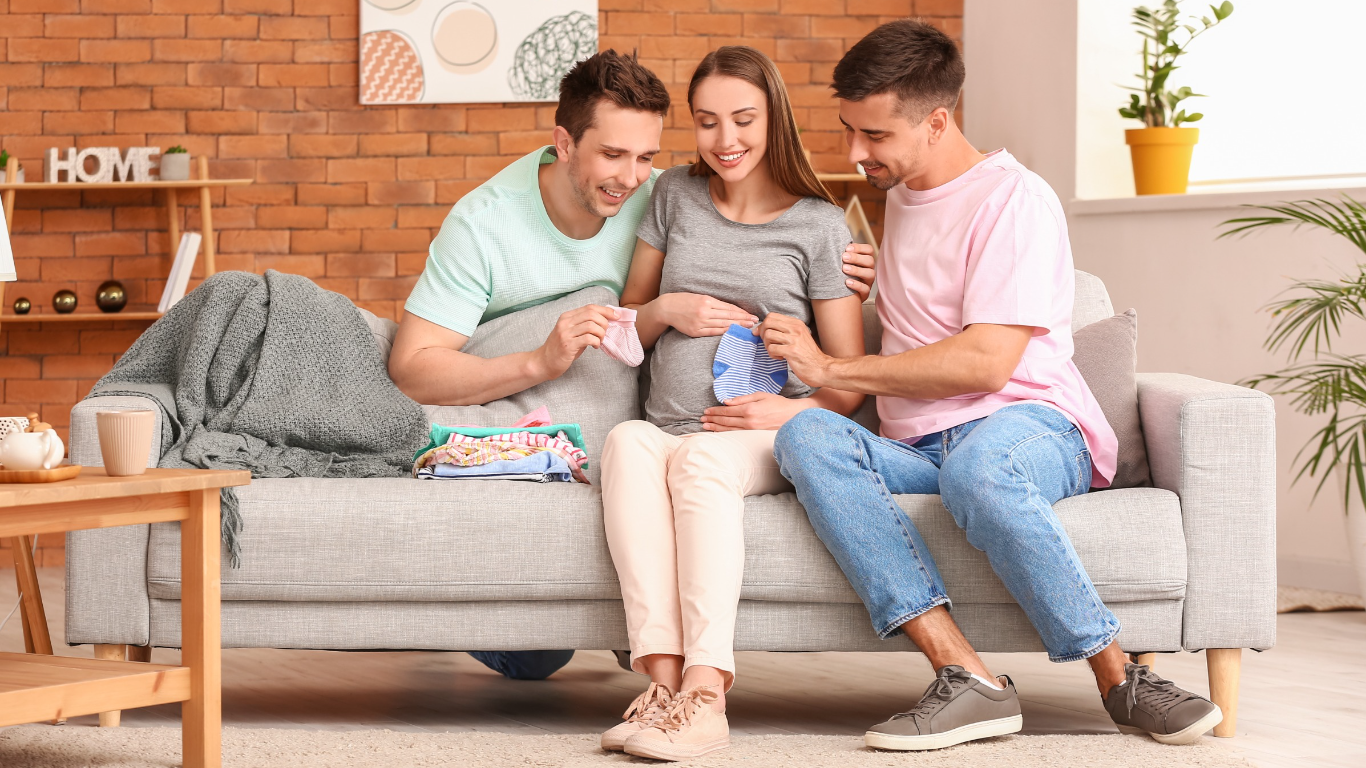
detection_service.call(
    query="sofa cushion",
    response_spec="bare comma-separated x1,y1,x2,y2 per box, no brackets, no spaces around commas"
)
147,479,1185,608
416,286,638,485
1074,309,1151,488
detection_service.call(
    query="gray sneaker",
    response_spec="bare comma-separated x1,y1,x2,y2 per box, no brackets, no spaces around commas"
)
1104,663,1223,745
865,666,1023,751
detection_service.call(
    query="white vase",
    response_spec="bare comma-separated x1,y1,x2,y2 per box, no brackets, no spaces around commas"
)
0,168,24,183
1346,488,1366,599
160,153,190,181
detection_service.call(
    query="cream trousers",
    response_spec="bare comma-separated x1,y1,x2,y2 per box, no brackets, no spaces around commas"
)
600,420,790,690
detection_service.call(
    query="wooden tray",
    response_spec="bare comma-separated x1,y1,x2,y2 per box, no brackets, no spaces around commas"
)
0,463,83,483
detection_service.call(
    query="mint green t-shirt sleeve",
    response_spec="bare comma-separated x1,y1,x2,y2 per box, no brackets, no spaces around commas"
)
404,214,491,337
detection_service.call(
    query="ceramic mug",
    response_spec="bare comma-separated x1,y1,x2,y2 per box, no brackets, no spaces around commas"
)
0,429,64,471
96,409,155,476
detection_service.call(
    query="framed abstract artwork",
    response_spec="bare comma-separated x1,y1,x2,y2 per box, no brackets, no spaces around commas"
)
360,1,599,105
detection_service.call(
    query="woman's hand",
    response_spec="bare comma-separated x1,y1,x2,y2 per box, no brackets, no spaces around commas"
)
701,392,810,432
662,293,758,338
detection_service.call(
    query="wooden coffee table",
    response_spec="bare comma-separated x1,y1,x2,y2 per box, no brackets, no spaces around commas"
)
0,467,250,768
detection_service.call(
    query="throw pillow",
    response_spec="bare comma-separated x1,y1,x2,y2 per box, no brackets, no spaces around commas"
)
1072,309,1151,489
419,287,640,485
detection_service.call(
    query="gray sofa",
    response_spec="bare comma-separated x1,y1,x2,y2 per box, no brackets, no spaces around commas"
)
66,271,1274,726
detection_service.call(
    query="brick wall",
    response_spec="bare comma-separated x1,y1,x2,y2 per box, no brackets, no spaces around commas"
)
0,0,963,566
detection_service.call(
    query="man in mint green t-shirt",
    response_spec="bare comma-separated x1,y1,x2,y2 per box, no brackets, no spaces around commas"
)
389,51,684,406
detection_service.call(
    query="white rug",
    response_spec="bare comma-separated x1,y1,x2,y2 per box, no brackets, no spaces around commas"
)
1277,585,1364,613
0,728,1254,767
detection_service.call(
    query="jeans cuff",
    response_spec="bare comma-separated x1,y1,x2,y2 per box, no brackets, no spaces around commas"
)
1047,621,1123,663
876,595,951,640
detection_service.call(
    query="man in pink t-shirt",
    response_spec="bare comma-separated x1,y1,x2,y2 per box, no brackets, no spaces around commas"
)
766,20,1221,753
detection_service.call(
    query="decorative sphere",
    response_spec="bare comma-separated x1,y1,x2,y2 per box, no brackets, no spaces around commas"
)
53,289,78,314
96,280,127,313
13,297,31,315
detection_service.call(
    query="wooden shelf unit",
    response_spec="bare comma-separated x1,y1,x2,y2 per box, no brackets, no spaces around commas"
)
0,154,251,330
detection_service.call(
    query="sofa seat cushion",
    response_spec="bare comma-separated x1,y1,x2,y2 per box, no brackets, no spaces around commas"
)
147,481,1186,607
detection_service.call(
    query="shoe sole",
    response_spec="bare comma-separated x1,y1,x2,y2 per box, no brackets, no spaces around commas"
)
865,714,1023,751
623,735,731,761
1116,704,1224,745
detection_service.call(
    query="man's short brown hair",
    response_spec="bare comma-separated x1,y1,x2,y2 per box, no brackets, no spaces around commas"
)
831,19,964,122
556,49,671,142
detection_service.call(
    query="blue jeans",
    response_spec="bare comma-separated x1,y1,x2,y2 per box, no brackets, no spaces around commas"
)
774,403,1120,662
466,650,574,680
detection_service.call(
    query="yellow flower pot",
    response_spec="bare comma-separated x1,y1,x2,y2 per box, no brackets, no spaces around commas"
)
1125,127,1199,195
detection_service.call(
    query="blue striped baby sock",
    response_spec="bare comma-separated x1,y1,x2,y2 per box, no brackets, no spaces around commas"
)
713,323,789,402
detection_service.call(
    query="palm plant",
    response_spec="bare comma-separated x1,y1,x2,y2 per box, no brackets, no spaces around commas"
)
1219,196,1366,507
1119,0,1234,128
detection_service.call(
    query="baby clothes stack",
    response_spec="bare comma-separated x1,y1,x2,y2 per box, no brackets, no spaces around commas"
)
412,408,590,484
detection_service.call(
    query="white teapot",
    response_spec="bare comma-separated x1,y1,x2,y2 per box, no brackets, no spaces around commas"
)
0,428,65,471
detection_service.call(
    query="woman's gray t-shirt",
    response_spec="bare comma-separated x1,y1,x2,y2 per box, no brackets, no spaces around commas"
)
636,165,855,435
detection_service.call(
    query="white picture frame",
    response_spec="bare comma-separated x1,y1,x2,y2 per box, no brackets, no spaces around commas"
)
158,232,202,313
1,206,15,283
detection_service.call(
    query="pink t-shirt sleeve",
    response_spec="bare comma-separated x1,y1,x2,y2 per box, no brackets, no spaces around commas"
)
961,177,1063,333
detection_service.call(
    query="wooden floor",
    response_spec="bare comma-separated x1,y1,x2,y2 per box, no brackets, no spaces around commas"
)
2,567,1363,767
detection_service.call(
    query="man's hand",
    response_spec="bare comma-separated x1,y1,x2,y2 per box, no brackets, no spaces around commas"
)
701,392,810,432
533,305,616,379
758,313,832,388
843,243,877,301
662,293,758,338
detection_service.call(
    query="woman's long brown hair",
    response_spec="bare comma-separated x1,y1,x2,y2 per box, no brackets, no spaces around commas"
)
686,46,837,207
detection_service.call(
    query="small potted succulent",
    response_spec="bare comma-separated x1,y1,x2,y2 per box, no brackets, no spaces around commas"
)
0,149,24,183
1118,1,1234,195
159,145,190,181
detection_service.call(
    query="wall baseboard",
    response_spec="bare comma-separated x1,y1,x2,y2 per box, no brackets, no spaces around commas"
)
1279,556,1361,596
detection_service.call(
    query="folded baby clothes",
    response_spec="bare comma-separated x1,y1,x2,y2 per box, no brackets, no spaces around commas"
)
416,451,574,483
713,322,789,402
413,417,590,484
602,306,644,367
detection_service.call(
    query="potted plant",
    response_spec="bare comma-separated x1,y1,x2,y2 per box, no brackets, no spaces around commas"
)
160,145,190,181
0,149,23,183
1220,197,1366,598
1118,1,1234,195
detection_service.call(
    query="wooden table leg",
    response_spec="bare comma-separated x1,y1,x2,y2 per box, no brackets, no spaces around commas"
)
10,535,53,656
181,488,222,768
197,156,215,277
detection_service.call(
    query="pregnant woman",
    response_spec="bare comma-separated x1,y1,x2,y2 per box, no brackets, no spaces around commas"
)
598,46,866,761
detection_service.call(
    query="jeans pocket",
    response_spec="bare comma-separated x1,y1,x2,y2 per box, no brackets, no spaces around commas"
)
1074,450,1091,492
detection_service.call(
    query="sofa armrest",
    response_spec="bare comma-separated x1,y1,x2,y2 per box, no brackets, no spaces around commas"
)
64,394,163,646
1136,372,1276,651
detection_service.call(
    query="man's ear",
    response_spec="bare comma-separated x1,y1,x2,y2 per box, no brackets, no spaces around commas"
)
551,126,574,160
925,107,952,145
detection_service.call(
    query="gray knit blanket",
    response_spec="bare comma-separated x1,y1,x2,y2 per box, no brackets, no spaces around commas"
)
88,270,430,567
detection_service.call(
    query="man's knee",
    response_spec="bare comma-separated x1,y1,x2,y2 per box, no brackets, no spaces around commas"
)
467,650,575,681
774,408,850,474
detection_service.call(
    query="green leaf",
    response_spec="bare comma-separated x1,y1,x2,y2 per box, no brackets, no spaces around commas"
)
1185,112,1203,121
1216,1,1234,21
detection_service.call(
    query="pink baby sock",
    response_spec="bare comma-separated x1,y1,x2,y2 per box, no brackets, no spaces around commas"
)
602,307,644,367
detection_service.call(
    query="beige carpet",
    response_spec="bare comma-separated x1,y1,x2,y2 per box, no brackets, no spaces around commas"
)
0,728,1253,768
1277,585,1364,613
